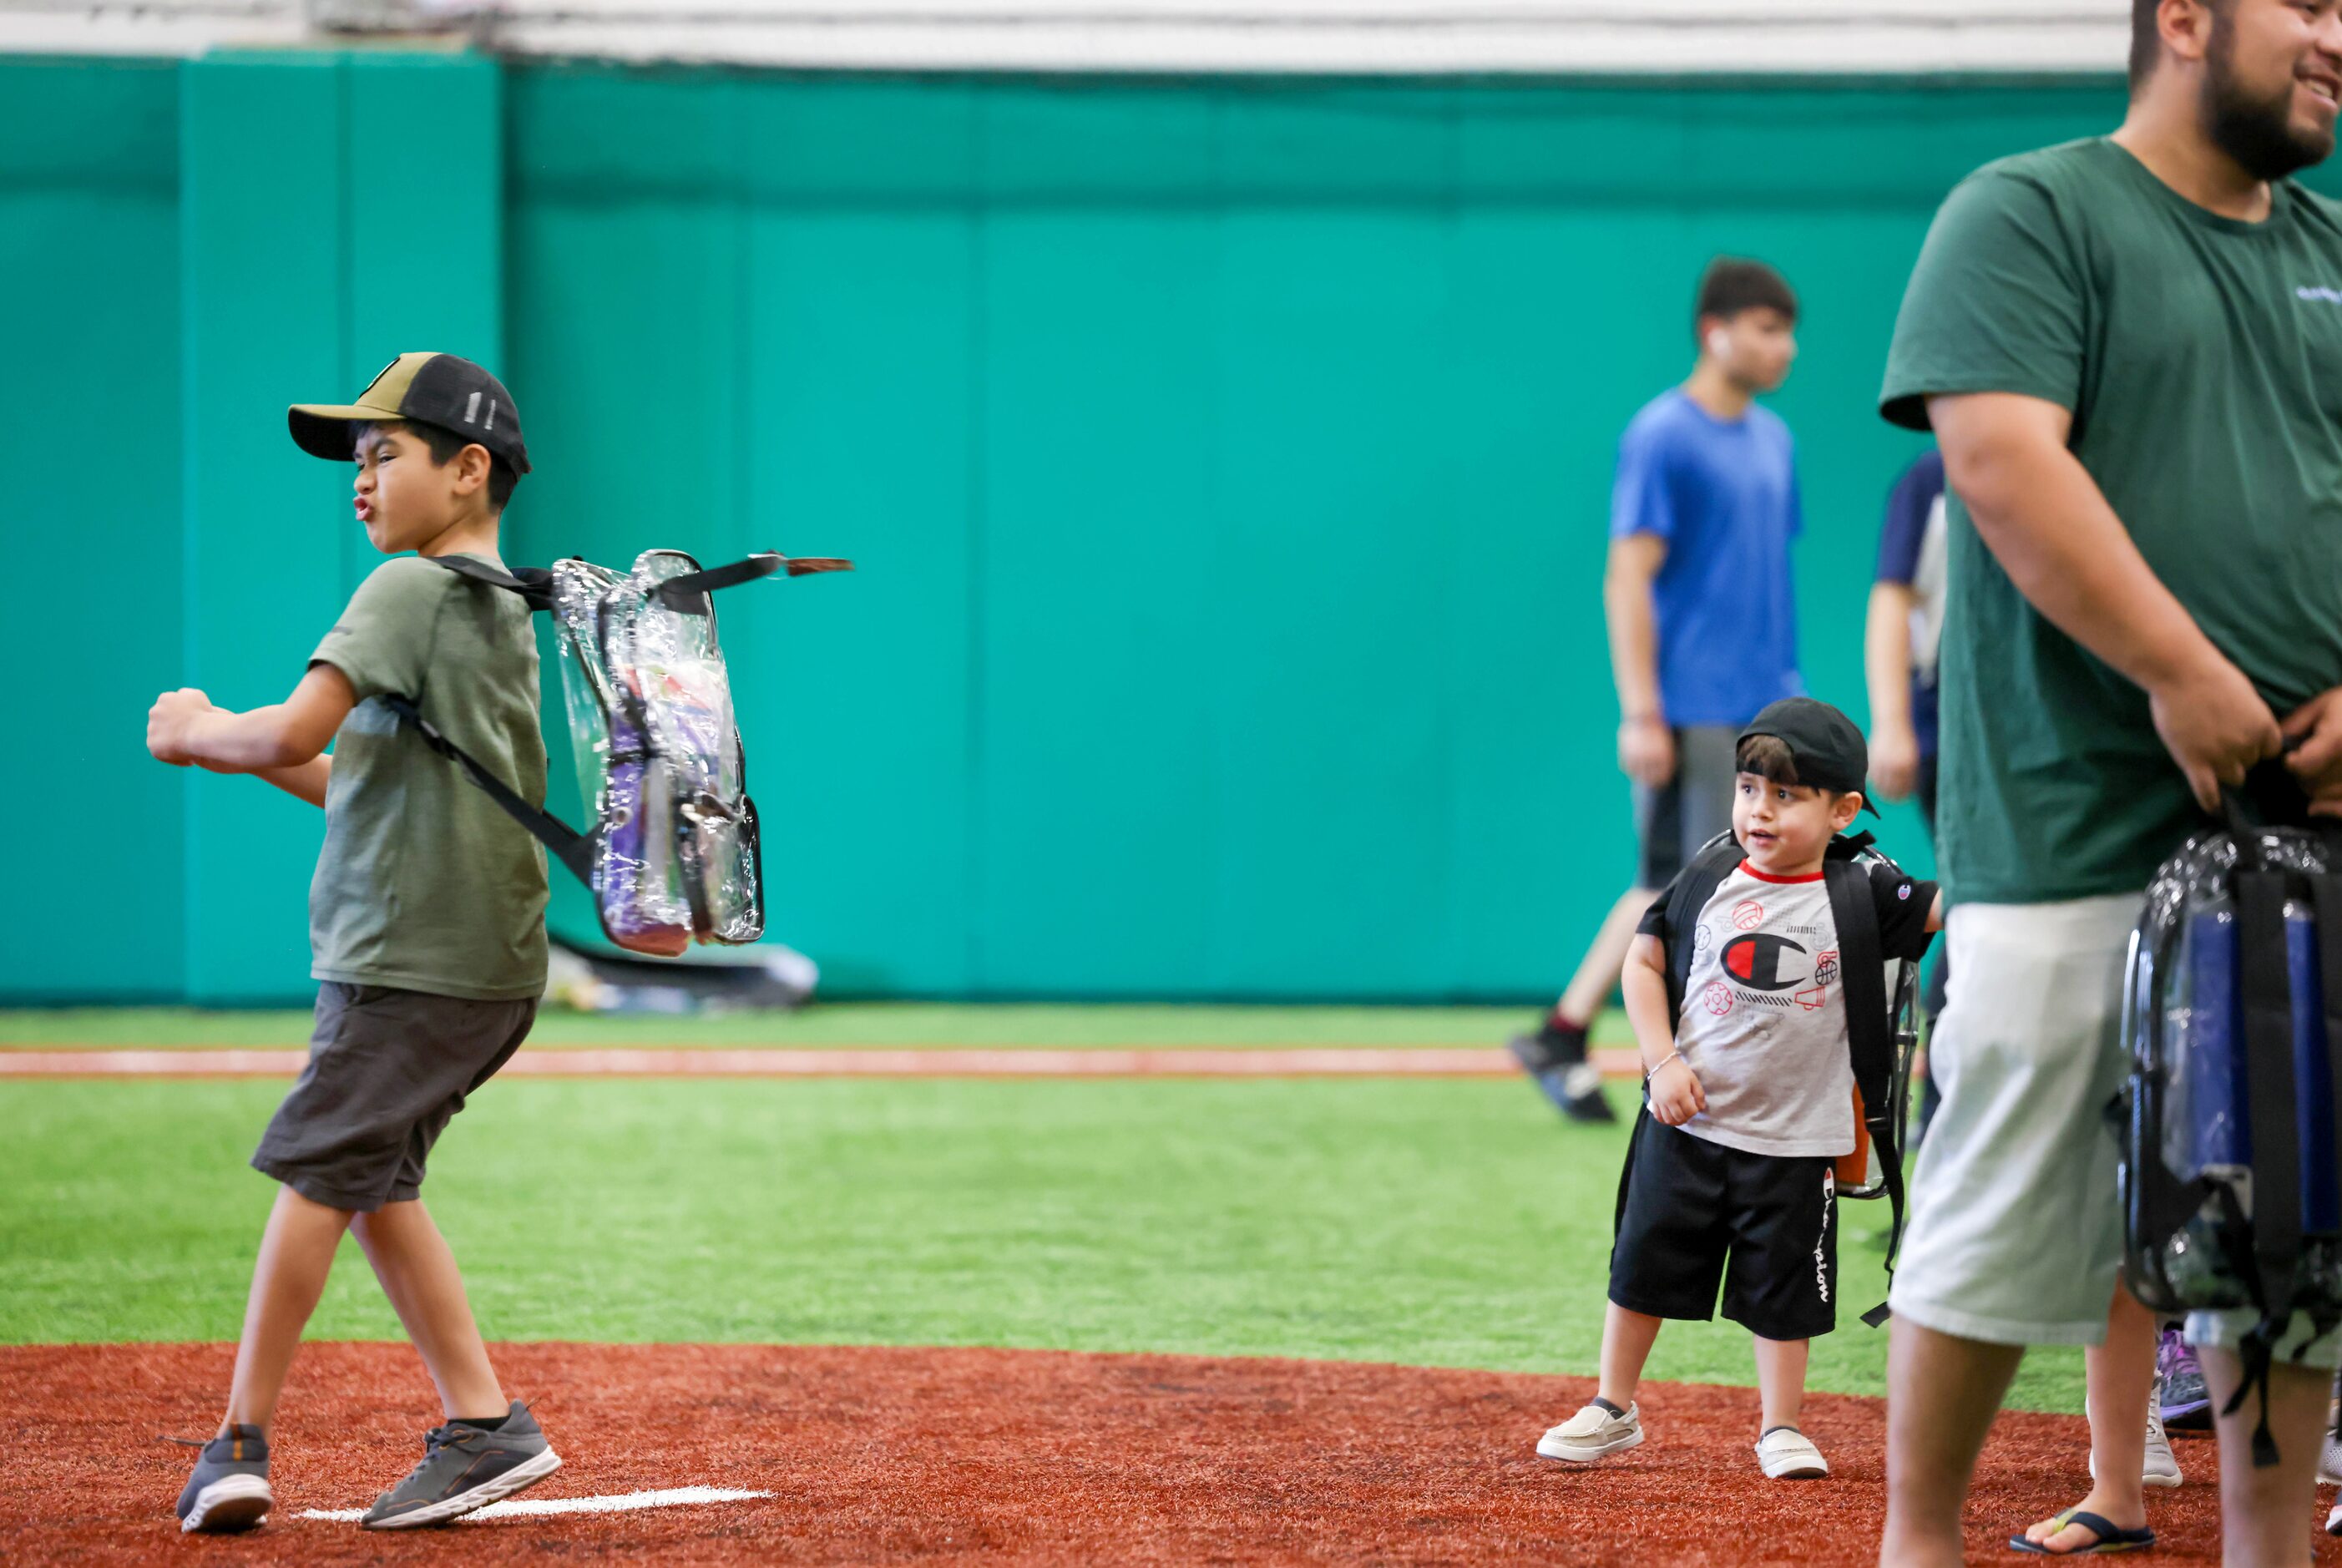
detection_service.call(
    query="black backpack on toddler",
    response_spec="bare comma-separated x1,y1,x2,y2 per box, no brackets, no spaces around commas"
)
1632,827,1925,1329
381,547,851,958
2119,793,2342,1466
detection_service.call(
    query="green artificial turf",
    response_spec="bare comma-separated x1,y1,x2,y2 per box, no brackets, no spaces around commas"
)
0,1003,1638,1050
0,1074,2084,1413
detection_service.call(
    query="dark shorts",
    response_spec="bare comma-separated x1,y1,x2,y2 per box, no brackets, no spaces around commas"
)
1633,726,1739,889
250,983,538,1212
1609,1117,1839,1342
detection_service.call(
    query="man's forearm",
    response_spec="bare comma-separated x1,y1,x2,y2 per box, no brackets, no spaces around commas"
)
185,706,324,773
1604,571,1663,720
1864,584,1915,731
1943,427,2220,693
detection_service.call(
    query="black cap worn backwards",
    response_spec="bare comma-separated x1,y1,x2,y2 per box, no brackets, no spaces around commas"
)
1738,697,1882,817
288,352,531,475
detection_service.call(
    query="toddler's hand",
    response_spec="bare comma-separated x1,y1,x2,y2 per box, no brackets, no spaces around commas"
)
147,687,215,766
1648,1057,1706,1126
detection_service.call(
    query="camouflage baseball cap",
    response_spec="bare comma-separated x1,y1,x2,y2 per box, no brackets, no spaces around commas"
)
288,352,531,474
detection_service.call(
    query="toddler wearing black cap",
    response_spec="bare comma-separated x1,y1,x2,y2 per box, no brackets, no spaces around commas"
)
1535,696,1944,1480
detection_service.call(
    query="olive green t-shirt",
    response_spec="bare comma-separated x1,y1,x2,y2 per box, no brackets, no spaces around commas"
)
1880,137,2342,906
308,554,549,999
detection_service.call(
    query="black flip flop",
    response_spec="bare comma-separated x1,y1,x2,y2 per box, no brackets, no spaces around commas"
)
2008,1508,2156,1555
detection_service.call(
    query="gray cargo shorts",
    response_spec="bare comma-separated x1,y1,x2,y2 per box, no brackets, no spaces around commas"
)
251,982,538,1212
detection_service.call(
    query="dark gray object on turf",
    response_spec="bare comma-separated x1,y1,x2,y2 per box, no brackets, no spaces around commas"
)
361,1399,562,1530
175,1425,274,1533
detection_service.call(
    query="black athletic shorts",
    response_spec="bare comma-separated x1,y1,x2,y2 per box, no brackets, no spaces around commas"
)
250,983,537,1212
1608,1117,1839,1342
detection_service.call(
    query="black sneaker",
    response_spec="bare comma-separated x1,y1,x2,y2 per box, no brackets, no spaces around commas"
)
1507,1021,1616,1124
360,1401,561,1530
175,1425,274,1534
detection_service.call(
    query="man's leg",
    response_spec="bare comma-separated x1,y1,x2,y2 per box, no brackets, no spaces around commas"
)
1879,894,2140,1566
1555,886,1658,1025
348,1198,507,1421
223,1186,355,1432
1880,1321,2024,1566
2198,1349,2329,1568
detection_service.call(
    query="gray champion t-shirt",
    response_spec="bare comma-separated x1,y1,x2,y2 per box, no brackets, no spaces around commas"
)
1644,860,1936,1159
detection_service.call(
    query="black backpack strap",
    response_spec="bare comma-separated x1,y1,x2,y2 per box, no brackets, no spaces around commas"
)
1859,960,1920,1328
1827,857,1895,1145
2315,873,2342,1248
424,553,555,612
379,694,595,888
1662,832,1747,1034
2232,864,2302,1467
653,551,857,615
1824,854,1901,1326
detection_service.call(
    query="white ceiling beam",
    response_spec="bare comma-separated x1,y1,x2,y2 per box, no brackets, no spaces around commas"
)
0,0,2132,73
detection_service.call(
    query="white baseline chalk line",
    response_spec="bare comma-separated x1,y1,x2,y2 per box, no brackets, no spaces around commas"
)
298,1485,773,1523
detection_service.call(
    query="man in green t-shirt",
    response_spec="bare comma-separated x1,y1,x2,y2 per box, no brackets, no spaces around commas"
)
1874,2,2342,1561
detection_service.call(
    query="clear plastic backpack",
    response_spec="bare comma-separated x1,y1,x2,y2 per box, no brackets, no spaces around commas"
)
2121,802,2342,1464
384,548,851,958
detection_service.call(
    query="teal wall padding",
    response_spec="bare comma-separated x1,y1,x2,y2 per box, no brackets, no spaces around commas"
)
14,59,2333,1001
0,58,184,1003
177,52,502,1003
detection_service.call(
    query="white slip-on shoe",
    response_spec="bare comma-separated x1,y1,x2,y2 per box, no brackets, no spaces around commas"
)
1536,1401,1645,1464
1755,1426,1829,1479
2319,1428,2342,1487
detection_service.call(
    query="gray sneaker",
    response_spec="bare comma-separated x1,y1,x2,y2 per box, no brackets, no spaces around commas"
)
175,1425,274,1534
360,1401,561,1530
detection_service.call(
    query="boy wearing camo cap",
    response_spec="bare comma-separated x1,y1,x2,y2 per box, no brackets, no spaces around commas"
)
153,354,563,1532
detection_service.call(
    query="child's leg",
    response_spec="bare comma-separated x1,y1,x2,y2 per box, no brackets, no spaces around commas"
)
223,1186,355,1431
1598,1302,1664,1410
1752,1335,1808,1431
348,1198,507,1420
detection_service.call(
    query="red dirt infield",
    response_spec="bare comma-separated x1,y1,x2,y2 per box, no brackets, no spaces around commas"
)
7,1341,2334,1565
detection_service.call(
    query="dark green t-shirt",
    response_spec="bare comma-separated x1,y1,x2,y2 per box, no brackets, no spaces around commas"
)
1881,137,2342,905
309,554,549,999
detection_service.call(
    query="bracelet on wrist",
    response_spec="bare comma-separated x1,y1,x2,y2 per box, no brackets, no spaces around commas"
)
1644,1050,1681,1083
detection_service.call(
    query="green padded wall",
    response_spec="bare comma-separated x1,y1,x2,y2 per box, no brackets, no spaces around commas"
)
178,52,502,1003
500,72,2158,999
0,58,184,1002
18,59,2333,1001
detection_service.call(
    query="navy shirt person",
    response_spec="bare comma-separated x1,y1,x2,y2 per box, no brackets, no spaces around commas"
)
1865,448,1948,819
1513,258,1805,1121
1864,448,1952,1134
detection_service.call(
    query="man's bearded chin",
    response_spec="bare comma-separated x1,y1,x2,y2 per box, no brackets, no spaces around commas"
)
2203,23,2335,180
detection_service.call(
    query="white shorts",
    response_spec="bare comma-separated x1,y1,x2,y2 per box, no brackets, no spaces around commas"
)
1888,894,2140,1345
